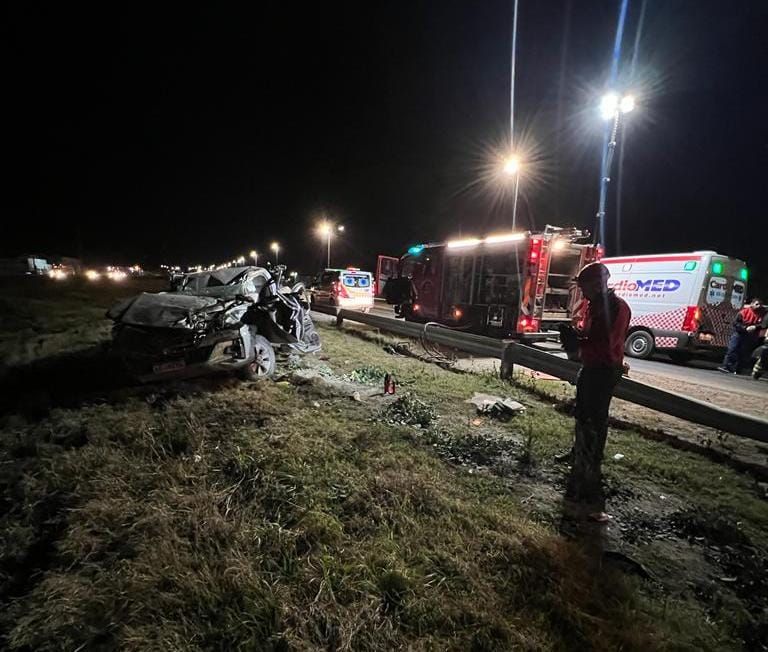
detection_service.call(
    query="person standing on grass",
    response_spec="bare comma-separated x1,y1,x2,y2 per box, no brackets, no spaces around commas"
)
565,262,631,505
718,298,765,375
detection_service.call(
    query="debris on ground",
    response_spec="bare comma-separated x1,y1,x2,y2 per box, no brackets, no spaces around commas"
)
613,453,625,461
466,392,526,421
344,365,388,385
382,393,436,427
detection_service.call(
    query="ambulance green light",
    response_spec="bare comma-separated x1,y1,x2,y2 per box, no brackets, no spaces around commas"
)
683,261,697,271
711,261,723,275
740,267,748,281
408,245,425,256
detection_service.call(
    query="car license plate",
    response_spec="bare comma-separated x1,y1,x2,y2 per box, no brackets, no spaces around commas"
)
153,359,186,374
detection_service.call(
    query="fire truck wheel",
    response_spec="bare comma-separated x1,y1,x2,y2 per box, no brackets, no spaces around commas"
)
625,331,654,359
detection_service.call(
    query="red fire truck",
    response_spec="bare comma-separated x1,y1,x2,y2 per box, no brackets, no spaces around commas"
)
377,226,600,338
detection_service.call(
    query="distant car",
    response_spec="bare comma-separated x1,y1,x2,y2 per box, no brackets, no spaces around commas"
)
107,266,320,382
311,267,374,312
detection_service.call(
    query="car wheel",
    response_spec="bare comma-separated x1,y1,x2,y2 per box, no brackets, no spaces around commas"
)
239,335,276,380
625,331,654,359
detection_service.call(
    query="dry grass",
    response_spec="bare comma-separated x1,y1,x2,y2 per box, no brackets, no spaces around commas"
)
1,280,766,650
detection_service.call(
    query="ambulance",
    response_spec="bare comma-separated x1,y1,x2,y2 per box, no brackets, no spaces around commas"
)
311,267,374,312
600,252,749,361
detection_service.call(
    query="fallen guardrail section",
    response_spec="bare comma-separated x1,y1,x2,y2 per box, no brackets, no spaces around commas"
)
314,306,768,443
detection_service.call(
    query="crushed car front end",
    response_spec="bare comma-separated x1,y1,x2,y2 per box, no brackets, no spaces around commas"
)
108,289,257,382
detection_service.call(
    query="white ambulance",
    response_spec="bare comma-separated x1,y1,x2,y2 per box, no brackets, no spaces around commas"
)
600,251,749,361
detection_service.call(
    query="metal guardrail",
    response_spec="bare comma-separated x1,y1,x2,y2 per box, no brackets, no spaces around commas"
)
313,305,768,443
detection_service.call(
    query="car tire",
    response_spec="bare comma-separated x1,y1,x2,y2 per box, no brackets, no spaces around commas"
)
239,335,276,380
625,330,654,359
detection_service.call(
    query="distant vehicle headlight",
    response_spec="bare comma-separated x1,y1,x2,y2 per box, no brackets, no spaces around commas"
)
85,270,101,281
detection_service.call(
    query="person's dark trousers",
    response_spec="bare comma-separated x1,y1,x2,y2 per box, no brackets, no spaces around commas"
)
721,332,744,372
566,366,623,503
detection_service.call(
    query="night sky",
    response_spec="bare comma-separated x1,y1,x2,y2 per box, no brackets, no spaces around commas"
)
5,1,767,284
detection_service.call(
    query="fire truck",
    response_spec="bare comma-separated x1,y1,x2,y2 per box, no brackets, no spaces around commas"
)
377,226,600,338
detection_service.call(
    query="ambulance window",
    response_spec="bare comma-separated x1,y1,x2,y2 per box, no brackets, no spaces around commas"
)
731,281,745,309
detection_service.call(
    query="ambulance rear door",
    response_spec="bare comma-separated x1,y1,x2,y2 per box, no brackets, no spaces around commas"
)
698,254,749,348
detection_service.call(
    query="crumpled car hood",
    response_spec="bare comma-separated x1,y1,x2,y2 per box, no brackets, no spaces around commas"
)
107,292,221,329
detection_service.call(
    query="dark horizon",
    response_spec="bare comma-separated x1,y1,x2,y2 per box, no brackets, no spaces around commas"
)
5,1,767,282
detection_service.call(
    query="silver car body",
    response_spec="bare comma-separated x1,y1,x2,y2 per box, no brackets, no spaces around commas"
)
108,266,314,382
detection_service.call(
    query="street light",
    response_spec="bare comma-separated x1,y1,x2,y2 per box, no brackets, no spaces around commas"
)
270,241,280,265
594,91,636,243
249,250,259,266
317,220,344,268
502,155,523,229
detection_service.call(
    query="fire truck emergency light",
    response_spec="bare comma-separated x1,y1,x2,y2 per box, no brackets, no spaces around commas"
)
447,238,482,249
485,232,525,244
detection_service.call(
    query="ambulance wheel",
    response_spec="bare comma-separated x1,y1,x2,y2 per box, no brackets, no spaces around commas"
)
625,331,654,359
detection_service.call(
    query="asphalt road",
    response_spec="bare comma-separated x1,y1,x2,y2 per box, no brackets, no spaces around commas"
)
340,302,768,398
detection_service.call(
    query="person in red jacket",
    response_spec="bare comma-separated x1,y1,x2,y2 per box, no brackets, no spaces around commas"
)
718,298,765,374
565,262,631,505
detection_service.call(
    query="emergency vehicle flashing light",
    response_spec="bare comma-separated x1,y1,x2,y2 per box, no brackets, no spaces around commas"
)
447,238,482,249
332,281,350,299
683,261,697,271
485,232,526,244
517,316,539,332
711,261,724,275
407,245,425,255
682,306,702,333
528,238,542,264
740,268,748,281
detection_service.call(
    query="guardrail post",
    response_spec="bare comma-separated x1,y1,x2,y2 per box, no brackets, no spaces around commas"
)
500,344,514,380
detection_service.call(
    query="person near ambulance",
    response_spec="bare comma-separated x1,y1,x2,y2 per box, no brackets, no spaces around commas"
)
565,262,632,506
718,298,765,374
751,306,768,380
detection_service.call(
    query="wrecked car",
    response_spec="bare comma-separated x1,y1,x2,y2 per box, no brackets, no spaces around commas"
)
107,265,320,382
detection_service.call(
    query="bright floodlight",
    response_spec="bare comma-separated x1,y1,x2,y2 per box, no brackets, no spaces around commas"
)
620,94,636,114
270,242,279,252
599,93,620,120
318,221,332,236
249,250,257,258
503,156,521,176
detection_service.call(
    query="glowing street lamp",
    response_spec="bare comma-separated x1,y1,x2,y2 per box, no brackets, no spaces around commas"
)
595,91,636,244
249,250,259,266
270,241,280,265
501,155,524,229
317,221,344,268
599,92,635,120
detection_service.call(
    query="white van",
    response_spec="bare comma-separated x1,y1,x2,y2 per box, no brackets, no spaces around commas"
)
311,267,374,312
601,251,749,361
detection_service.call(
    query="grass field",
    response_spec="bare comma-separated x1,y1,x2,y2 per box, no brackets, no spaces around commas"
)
1,278,766,650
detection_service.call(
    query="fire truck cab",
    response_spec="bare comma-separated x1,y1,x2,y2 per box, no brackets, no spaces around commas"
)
379,227,599,338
